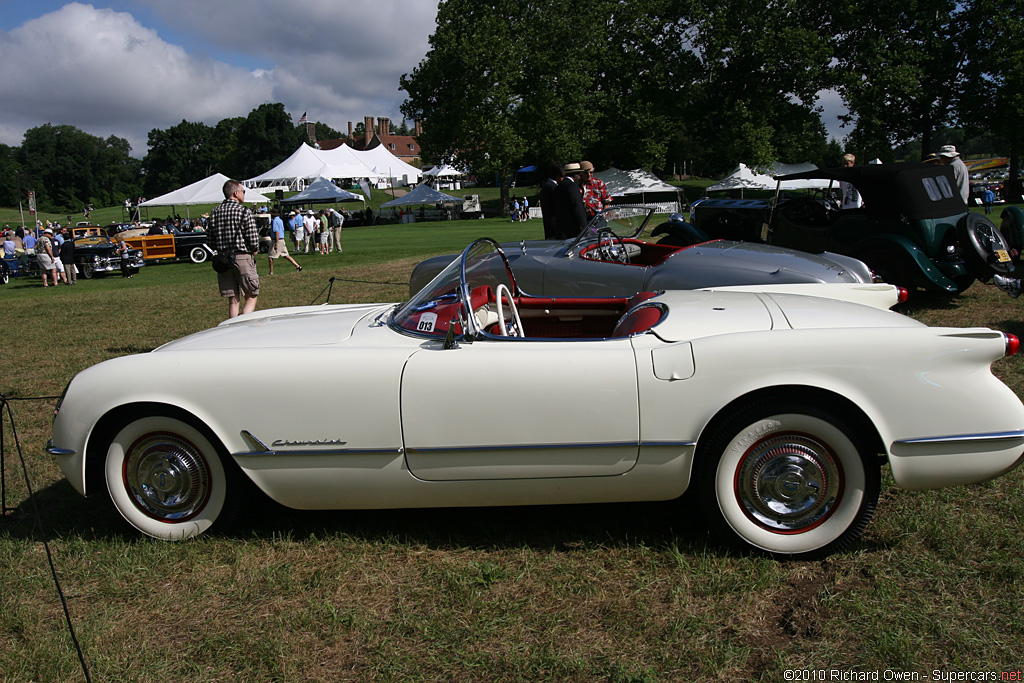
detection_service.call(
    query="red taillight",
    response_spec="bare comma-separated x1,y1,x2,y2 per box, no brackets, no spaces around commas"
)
896,287,909,304
1005,333,1020,356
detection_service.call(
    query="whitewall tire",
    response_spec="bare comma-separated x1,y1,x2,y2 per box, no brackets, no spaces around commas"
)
697,402,880,559
105,415,230,540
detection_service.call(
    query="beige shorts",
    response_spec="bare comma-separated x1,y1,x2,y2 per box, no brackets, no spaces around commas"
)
36,253,55,271
217,253,259,299
269,240,289,258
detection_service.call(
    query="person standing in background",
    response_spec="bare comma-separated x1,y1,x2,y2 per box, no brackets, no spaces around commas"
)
207,179,260,318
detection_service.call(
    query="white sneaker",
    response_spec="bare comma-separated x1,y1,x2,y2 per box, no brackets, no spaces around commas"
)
993,274,1022,299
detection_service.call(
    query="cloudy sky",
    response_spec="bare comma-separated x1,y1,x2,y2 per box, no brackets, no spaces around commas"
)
0,1,441,156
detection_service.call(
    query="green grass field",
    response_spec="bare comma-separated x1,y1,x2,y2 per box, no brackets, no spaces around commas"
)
2,212,1024,682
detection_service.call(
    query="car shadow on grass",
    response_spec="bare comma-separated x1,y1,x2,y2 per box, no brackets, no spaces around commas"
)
6,478,721,555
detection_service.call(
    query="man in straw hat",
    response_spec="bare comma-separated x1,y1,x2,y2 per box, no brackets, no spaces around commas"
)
550,162,589,239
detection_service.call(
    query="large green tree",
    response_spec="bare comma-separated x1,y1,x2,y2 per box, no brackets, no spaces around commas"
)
235,103,304,180
402,0,836,183
16,124,141,213
0,144,25,209
830,0,964,160
143,120,219,197
401,0,609,211
961,0,1024,199
680,0,832,174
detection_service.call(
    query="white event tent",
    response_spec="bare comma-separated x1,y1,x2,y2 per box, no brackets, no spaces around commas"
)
707,163,833,194
245,142,424,191
594,168,680,197
593,167,685,212
140,173,271,217
424,164,465,177
245,144,383,190
706,163,779,193
353,146,423,186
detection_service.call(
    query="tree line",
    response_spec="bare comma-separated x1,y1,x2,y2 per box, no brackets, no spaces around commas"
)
400,0,1023,202
0,104,322,215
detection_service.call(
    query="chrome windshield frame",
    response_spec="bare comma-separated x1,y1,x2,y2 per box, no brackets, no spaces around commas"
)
566,205,657,254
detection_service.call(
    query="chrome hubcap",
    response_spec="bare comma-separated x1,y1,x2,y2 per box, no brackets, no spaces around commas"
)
123,434,210,521
735,434,842,533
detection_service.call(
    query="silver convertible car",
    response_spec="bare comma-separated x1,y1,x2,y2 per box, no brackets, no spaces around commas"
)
49,239,1024,558
409,206,877,297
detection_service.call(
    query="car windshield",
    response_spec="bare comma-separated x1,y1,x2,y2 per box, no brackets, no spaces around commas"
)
390,238,517,340
568,205,656,251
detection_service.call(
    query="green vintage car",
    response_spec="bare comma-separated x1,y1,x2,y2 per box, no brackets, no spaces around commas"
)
683,163,1023,293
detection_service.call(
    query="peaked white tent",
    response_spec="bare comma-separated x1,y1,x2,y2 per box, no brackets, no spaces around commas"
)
707,163,833,194
245,143,423,190
424,164,465,177
350,145,423,186
140,173,271,217
707,164,779,193
593,168,680,197
591,167,685,213
245,143,383,189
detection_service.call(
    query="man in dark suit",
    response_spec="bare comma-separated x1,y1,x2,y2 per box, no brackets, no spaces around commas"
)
551,162,589,239
539,163,563,239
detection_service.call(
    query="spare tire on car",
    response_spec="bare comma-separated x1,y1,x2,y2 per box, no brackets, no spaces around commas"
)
956,212,1014,279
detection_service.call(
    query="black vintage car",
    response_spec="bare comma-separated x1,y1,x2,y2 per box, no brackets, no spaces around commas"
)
674,163,1021,293
72,233,146,278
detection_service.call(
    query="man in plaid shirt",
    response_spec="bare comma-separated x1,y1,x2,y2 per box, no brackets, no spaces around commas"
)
208,179,260,318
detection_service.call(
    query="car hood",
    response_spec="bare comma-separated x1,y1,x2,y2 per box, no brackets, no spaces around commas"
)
651,290,920,343
666,240,869,283
155,303,390,351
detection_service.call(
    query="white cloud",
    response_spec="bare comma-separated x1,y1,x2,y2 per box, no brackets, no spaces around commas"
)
0,1,439,155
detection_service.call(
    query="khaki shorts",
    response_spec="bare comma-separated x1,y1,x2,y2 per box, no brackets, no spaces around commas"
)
268,240,289,258
36,253,55,271
217,253,259,299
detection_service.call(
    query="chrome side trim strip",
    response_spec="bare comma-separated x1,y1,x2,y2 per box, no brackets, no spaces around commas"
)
234,447,401,458
234,432,695,457
239,430,398,457
406,441,641,454
893,429,1024,446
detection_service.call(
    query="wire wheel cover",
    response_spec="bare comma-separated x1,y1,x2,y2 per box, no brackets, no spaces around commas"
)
734,433,844,533
123,433,211,521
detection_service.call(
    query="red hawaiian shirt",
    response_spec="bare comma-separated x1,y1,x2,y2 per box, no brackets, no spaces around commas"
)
581,177,612,217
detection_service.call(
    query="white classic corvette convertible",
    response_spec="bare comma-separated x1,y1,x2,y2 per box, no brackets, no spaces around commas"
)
49,239,1024,558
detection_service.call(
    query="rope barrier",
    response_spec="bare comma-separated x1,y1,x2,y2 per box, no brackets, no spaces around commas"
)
1,394,91,682
309,276,406,306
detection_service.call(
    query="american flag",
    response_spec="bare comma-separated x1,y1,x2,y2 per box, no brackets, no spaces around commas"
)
298,111,307,124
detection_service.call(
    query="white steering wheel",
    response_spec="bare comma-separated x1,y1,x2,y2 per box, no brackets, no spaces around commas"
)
495,283,524,337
